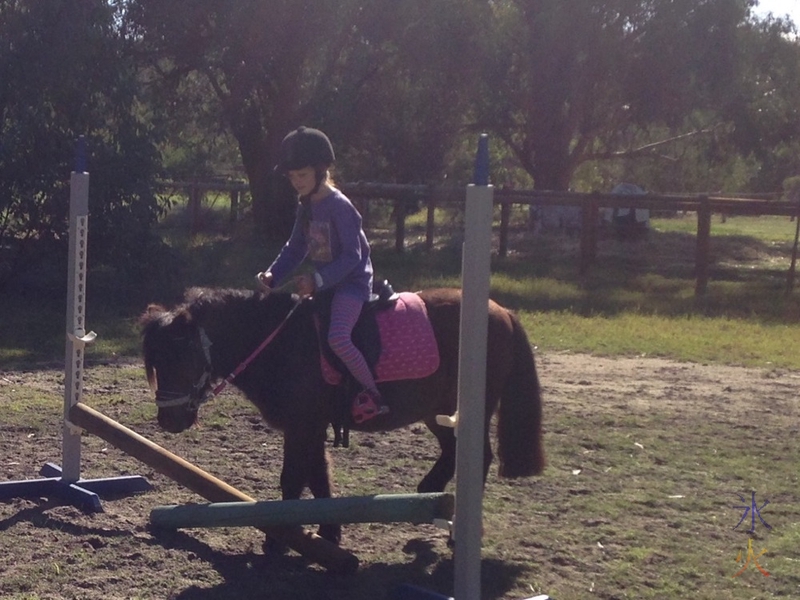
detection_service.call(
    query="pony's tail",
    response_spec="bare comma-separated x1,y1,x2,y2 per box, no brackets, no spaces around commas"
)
497,312,545,478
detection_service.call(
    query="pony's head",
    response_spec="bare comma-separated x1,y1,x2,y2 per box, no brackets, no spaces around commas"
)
140,302,213,433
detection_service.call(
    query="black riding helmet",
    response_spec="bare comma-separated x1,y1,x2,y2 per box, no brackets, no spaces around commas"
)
276,127,335,198
276,126,335,174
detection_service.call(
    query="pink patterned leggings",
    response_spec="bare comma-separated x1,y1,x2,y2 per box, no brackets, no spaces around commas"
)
327,291,378,393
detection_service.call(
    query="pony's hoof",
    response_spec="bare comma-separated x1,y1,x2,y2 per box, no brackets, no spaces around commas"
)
318,524,342,545
262,535,289,556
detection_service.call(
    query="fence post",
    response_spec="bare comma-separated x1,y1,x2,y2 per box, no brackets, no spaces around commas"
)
394,199,406,253
229,189,239,225
453,133,493,600
426,191,436,251
62,136,91,482
188,182,202,235
695,195,711,297
499,200,510,258
580,194,599,275
786,206,800,295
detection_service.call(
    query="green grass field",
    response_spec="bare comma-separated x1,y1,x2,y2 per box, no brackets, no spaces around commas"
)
1,207,798,368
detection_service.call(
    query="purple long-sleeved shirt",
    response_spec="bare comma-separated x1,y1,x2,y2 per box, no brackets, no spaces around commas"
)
267,188,373,301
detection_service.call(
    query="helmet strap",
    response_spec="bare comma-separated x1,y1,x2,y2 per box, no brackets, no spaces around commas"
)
310,166,327,197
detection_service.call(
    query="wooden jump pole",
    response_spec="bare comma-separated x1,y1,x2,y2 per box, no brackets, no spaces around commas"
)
150,493,455,530
68,402,359,575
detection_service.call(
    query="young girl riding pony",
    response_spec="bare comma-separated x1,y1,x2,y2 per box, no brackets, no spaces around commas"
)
256,126,389,424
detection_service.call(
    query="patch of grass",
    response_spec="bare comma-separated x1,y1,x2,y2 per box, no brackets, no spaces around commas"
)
517,310,800,369
531,385,800,599
0,383,61,431
3,209,799,368
654,213,799,243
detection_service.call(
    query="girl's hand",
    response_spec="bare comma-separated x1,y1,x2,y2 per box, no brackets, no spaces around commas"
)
294,274,315,297
256,271,273,292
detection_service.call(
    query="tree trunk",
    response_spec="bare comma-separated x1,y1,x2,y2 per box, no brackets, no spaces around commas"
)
235,124,297,240
246,156,296,240
530,139,573,191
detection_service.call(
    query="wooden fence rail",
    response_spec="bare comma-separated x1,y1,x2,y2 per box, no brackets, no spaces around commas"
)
345,185,800,296
158,181,800,296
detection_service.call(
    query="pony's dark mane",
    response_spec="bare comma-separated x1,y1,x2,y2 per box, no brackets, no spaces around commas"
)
140,287,257,329
182,286,256,315
179,287,301,322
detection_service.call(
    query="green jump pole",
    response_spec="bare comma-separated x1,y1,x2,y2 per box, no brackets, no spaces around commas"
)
150,493,455,530
68,402,359,574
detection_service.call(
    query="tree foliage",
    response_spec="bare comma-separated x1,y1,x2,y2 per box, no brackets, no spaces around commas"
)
0,0,163,292
476,0,763,190
125,0,488,235
725,13,800,190
3,0,800,290
126,0,368,236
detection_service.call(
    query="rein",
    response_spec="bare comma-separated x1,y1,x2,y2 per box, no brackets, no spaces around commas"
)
155,296,302,410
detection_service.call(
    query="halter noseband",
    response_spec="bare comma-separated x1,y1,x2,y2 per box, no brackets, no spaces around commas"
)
154,327,214,411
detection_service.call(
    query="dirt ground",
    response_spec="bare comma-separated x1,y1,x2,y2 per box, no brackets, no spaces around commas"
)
1,352,799,599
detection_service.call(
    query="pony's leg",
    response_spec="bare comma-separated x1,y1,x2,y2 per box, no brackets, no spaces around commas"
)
261,430,312,556
279,425,342,545
481,427,494,485
417,419,457,493
331,384,351,448
418,414,495,493
279,433,310,500
307,436,341,545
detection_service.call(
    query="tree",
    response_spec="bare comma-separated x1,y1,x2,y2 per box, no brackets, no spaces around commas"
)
476,0,755,191
126,0,371,237
126,0,486,237
331,0,486,185
0,0,163,292
724,13,800,190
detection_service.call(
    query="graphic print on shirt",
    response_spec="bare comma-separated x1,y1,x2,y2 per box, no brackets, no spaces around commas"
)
308,220,333,262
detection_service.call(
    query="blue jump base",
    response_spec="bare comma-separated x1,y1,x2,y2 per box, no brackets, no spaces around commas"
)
0,462,151,513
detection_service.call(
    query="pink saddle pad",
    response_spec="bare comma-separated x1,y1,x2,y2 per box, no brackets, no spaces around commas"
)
320,292,440,385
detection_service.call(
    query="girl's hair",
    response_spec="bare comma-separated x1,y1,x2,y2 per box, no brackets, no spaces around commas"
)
323,166,336,188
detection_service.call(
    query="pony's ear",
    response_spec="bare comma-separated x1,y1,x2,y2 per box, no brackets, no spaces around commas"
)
140,304,195,330
140,304,166,326
146,303,166,315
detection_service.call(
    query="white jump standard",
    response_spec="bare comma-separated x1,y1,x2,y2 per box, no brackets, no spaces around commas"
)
0,136,150,511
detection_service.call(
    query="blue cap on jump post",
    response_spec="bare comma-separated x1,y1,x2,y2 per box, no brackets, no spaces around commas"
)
472,133,489,186
74,135,87,173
